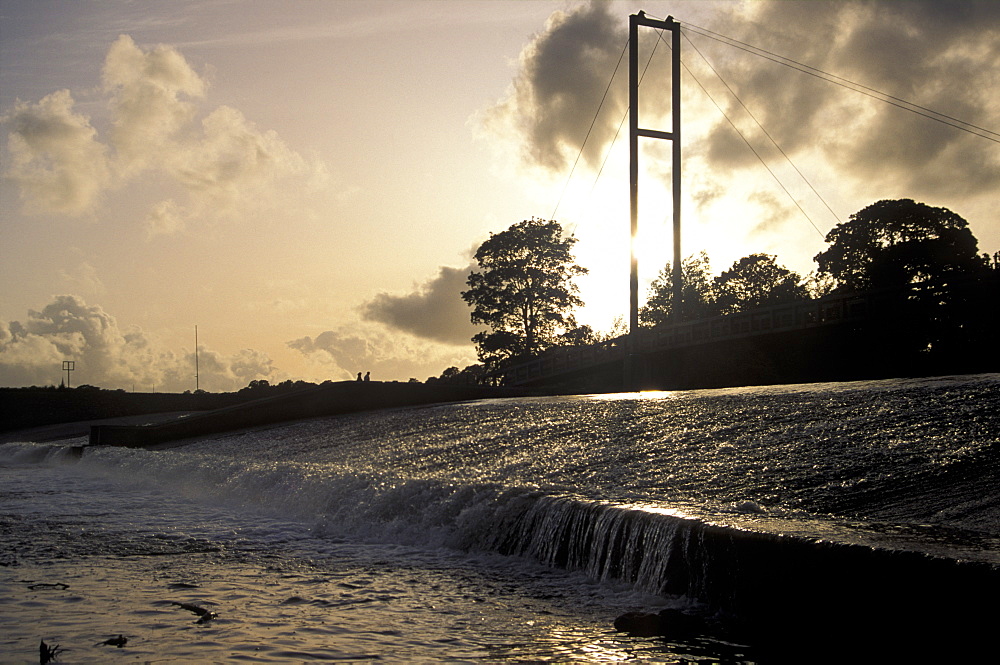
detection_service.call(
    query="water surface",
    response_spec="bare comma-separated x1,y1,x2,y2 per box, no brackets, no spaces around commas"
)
3,374,998,661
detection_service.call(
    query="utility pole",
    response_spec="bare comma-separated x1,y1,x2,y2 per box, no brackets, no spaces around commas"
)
195,325,200,392
627,12,681,390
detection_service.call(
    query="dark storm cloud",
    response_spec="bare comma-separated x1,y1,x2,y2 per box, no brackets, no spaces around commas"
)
484,0,628,171
490,1,998,201
698,0,1000,196
360,265,479,346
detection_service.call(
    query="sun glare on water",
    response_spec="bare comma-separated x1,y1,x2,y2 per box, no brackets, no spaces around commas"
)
588,390,680,400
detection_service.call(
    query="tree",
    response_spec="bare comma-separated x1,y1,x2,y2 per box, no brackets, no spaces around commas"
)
559,324,598,346
713,253,807,315
815,199,992,356
640,251,718,326
428,363,488,385
814,199,984,292
803,270,837,299
462,218,587,368
438,366,461,381
597,315,629,342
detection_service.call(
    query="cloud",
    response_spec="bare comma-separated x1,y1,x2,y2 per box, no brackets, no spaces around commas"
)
228,348,277,384
144,198,187,237
2,89,111,215
360,264,480,345
103,34,206,174
0,295,278,391
483,0,998,225
747,191,795,235
3,34,330,233
481,0,628,172
288,322,475,383
697,1,1000,197
59,260,107,295
171,104,323,216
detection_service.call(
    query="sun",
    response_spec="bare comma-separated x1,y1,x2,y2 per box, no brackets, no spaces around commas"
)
548,144,694,335
566,214,678,335
553,168,688,334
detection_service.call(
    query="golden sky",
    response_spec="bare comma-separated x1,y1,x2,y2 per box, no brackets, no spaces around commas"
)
2,0,998,390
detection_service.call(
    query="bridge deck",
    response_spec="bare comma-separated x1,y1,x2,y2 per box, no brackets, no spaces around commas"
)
497,291,878,387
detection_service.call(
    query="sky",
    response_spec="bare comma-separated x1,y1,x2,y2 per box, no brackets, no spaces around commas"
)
1,0,997,391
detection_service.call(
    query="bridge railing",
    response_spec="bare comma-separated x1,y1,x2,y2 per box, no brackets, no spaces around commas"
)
500,337,627,385
494,292,873,386
635,292,870,353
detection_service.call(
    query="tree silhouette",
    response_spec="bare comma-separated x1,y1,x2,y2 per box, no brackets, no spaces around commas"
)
462,218,587,369
814,199,983,292
640,251,717,326
428,364,486,385
816,199,992,358
713,254,807,315
559,324,598,346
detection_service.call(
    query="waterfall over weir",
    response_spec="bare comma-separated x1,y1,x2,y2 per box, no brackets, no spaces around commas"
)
475,493,997,650
4,374,1000,660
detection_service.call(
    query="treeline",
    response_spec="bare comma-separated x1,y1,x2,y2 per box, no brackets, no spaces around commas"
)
642,199,998,324
430,198,999,385
239,379,323,395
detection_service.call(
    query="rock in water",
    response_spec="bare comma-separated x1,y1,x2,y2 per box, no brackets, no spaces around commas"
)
656,608,704,638
613,611,663,637
614,608,706,638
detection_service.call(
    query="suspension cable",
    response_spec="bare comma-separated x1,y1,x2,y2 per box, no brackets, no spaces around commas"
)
685,60,826,238
681,30,842,226
561,34,664,237
551,39,629,223
682,21,999,144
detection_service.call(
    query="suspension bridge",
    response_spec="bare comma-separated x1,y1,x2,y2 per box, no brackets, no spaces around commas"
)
497,11,998,391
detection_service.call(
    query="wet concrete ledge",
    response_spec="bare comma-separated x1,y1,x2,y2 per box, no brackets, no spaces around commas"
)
89,381,532,448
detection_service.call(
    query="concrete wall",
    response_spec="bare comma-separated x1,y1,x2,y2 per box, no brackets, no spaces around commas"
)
89,382,526,448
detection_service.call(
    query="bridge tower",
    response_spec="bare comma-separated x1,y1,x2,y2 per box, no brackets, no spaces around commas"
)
627,12,681,389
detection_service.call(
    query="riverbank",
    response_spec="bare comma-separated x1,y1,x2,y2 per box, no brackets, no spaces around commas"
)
0,412,195,445
0,387,242,435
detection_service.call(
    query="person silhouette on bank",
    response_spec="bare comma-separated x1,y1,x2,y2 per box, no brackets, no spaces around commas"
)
356,372,362,382
363,371,370,382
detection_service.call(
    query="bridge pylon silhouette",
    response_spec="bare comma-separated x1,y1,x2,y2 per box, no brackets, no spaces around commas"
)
627,12,681,390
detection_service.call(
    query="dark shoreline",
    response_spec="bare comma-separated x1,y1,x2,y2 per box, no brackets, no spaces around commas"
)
0,411,196,444
0,386,241,435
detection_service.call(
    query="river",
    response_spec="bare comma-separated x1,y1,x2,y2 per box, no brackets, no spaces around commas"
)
2,374,998,662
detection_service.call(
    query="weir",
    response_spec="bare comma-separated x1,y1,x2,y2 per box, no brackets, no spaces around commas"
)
88,382,532,448
475,493,1000,654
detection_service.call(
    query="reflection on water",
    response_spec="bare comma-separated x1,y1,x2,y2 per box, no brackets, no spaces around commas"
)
589,390,682,401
